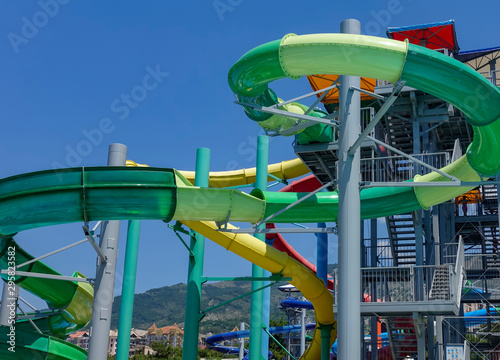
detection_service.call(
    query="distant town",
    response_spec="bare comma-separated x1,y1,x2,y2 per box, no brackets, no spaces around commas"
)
67,322,241,358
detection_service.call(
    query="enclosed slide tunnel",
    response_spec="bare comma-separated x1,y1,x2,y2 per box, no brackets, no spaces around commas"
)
0,32,499,359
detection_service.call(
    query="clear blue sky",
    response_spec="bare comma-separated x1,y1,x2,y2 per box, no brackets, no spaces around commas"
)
1,1,499,308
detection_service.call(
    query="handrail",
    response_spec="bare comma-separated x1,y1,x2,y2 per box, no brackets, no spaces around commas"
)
453,237,465,308
333,264,457,304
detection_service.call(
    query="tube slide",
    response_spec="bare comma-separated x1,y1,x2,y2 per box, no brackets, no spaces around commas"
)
0,238,93,359
127,158,310,188
0,167,336,360
206,323,316,357
228,33,500,219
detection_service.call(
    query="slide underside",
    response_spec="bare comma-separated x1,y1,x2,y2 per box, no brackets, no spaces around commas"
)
0,33,499,359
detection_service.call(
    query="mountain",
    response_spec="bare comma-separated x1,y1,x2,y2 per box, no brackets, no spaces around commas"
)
111,281,291,334
111,264,337,335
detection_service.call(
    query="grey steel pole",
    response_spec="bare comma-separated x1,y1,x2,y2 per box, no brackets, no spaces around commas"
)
300,302,306,356
337,18,362,360
433,206,444,359
370,219,378,360
239,322,245,360
497,175,500,234
0,282,19,326
87,143,127,360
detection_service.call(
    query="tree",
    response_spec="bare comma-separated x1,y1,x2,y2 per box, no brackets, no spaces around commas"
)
197,347,225,359
148,342,182,359
268,319,289,360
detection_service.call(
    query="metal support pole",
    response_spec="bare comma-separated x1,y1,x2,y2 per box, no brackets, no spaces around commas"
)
414,312,426,360
497,174,500,233
427,315,435,360
490,60,497,86
115,220,142,360
433,205,443,360
182,147,211,360
300,303,306,356
239,322,246,360
436,316,444,360
316,223,328,285
414,211,424,301
87,143,127,360
320,323,334,360
370,219,378,360
0,282,19,326
337,18,362,360
250,135,269,360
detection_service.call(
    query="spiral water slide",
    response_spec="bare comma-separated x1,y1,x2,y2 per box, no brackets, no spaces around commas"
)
0,33,499,359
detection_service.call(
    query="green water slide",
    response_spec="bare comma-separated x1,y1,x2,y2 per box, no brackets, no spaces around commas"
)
0,33,499,359
0,237,93,359
228,33,500,208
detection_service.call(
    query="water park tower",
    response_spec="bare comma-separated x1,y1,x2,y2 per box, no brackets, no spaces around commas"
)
294,20,500,359
228,18,500,359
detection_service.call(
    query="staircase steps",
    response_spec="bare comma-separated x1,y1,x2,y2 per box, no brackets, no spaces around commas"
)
429,266,451,301
482,184,498,214
387,118,413,154
387,213,417,266
386,317,418,360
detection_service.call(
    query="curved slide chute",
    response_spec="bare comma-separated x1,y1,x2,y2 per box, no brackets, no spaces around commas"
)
0,33,499,360
0,167,336,360
228,33,500,219
127,157,310,188
206,323,316,357
0,238,93,359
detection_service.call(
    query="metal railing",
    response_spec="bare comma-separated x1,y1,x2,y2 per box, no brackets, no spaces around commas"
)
453,239,465,307
332,264,457,304
480,70,499,86
359,152,450,183
330,107,374,142
442,240,500,300
363,241,394,268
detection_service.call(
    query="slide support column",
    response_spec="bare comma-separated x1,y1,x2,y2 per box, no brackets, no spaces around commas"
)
239,322,246,360
250,135,269,360
497,175,500,237
300,302,306,356
337,18,362,360
320,323,334,360
316,223,328,285
116,220,142,360
182,147,211,360
370,219,378,360
88,143,127,360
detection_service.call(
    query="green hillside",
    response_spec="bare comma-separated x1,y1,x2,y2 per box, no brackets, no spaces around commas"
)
112,281,291,334
111,264,337,335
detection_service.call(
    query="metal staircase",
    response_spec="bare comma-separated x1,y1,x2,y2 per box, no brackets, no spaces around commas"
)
385,317,418,360
386,117,413,154
386,213,417,266
483,223,500,268
482,184,499,215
